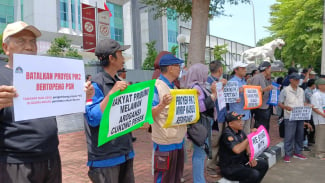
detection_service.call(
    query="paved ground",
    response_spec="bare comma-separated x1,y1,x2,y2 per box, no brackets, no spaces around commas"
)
59,115,282,183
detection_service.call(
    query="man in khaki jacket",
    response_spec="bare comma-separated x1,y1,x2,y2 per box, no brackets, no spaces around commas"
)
151,54,186,183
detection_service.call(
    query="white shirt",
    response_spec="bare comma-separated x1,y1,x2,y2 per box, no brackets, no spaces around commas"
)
311,91,325,125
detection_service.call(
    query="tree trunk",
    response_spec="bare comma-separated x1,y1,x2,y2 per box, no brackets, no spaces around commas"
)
187,0,210,66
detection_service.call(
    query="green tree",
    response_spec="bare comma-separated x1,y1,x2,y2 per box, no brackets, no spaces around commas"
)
170,45,178,56
213,44,228,61
141,0,249,66
142,41,158,70
47,36,82,59
268,0,323,72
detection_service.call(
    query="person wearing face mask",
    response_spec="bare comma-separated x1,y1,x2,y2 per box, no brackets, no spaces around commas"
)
205,60,227,178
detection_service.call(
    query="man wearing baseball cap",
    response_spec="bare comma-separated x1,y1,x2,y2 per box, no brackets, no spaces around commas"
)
218,112,268,183
151,54,186,183
0,21,61,182
85,39,135,182
228,61,251,135
278,73,307,163
250,61,274,132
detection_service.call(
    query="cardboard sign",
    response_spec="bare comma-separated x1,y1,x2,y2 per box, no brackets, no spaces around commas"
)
216,82,226,110
163,89,200,128
247,125,270,161
224,81,239,103
98,80,156,147
13,54,85,121
289,106,312,121
267,82,280,106
243,85,262,110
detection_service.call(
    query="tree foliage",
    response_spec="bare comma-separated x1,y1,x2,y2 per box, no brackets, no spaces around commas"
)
268,0,323,72
142,41,157,70
47,36,82,59
170,45,178,56
213,44,228,61
141,0,249,21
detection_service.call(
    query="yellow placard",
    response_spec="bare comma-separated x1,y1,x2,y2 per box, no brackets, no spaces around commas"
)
163,89,200,128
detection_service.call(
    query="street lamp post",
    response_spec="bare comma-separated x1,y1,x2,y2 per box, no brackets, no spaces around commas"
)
251,0,257,47
177,34,186,59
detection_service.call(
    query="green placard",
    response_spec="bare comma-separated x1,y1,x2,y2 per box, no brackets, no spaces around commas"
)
98,79,156,147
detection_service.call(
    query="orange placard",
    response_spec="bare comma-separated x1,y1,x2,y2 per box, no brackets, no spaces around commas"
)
243,85,262,110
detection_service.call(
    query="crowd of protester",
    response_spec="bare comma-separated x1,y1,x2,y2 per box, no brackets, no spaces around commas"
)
1,21,325,183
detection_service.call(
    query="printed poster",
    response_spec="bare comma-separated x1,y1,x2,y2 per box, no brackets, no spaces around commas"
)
13,54,86,121
163,89,200,128
247,126,270,161
224,81,239,103
98,80,156,146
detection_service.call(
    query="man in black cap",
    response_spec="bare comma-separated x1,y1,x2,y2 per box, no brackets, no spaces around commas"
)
85,39,135,183
250,61,274,132
218,111,269,183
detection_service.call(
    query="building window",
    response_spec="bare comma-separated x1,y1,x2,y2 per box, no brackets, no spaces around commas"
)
78,0,81,30
0,0,14,33
108,2,124,45
60,0,68,28
71,0,75,29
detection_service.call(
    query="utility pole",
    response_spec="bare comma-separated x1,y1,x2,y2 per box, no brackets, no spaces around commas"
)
321,1,325,75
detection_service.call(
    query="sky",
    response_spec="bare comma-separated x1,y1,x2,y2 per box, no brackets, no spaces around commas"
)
210,0,277,47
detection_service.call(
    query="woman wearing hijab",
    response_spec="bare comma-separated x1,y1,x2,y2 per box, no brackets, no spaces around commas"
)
185,63,217,183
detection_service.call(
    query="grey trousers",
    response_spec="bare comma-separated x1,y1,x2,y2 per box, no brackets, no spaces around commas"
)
88,159,135,183
0,154,62,183
315,124,325,157
284,119,304,156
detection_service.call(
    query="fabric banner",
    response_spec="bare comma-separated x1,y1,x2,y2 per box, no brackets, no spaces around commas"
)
216,82,226,110
97,8,110,41
82,3,96,52
247,125,270,161
98,80,156,147
163,89,200,128
243,85,262,110
13,54,85,121
267,82,280,106
224,81,239,103
289,106,312,121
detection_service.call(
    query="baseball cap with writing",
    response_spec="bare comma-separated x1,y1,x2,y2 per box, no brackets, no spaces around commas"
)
2,21,41,42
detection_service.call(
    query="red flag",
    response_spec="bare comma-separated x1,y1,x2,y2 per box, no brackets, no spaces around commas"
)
104,3,112,17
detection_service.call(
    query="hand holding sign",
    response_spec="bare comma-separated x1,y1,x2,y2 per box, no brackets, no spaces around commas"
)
162,94,173,106
84,81,94,100
0,85,17,109
109,81,128,95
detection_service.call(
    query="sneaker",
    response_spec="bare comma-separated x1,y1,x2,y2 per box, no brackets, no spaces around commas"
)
284,155,291,163
302,147,311,151
293,153,307,160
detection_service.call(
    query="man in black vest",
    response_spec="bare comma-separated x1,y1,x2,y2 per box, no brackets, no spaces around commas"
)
85,39,134,183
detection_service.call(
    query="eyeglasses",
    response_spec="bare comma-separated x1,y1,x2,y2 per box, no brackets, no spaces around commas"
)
12,38,37,47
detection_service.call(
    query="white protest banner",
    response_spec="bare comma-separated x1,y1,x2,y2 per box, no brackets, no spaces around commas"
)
247,126,270,161
98,80,155,146
243,85,262,110
224,81,239,103
13,54,85,121
216,82,226,110
289,106,312,121
163,89,200,128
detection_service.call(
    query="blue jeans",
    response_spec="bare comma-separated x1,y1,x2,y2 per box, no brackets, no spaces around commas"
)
192,143,206,183
284,119,304,156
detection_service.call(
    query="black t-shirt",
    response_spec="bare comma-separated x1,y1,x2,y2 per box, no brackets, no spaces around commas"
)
0,63,59,163
218,127,249,168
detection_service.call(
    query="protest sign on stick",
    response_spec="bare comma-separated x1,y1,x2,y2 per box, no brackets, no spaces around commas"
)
247,125,270,161
216,82,226,110
243,85,262,110
98,80,155,146
163,89,200,128
224,81,239,103
289,106,312,121
13,54,85,121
